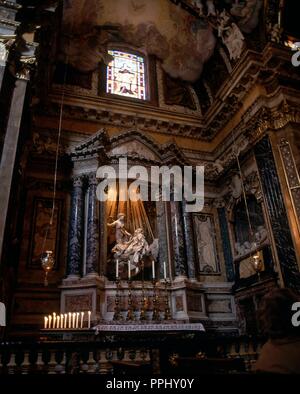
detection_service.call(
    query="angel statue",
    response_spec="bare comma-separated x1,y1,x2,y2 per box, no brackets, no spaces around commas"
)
107,213,131,244
217,10,245,60
107,214,158,278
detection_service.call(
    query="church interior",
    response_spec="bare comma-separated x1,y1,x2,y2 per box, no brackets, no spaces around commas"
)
0,0,300,375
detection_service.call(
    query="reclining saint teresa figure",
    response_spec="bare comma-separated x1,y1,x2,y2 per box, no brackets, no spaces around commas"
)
107,213,158,278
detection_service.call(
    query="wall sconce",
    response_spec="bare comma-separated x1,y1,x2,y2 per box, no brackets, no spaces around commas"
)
252,252,263,279
41,250,55,286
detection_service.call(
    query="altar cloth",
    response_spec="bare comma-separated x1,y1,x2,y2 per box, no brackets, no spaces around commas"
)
93,323,205,334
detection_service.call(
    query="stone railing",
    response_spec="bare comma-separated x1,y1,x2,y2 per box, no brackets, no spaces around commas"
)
0,342,151,375
0,335,265,374
215,335,264,372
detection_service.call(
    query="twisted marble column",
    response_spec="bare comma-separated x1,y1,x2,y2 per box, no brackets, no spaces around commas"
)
170,200,187,278
181,200,196,279
67,176,84,278
86,173,99,275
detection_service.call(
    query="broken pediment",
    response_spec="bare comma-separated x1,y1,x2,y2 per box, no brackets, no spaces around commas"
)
70,129,190,166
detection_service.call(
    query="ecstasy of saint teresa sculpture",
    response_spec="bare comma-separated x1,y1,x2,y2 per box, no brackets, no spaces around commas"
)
107,213,158,278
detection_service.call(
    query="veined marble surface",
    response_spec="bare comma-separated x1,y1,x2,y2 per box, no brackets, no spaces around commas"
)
93,322,205,333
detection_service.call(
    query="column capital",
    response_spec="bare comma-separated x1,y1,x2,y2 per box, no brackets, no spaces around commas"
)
213,198,225,209
72,175,84,187
87,172,98,186
15,55,36,80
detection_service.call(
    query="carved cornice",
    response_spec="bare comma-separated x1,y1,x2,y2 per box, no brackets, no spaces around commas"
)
42,98,205,139
35,99,300,182
29,129,66,157
70,128,192,167
25,177,70,192
43,44,297,141
244,102,300,145
204,100,300,181
0,1,22,11
0,18,19,28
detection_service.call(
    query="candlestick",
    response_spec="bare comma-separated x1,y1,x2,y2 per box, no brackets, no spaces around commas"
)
140,277,147,321
80,311,84,328
152,279,160,321
56,315,60,329
64,314,67,329
113,278,123,321
126,279,135,321
88,311,91,329
76,312,79,329
53,312,56,329
128,260,131,279
164,279,172,320
68,312,71,329
72,313,76,329
163,261,167,280
152,260,155,279
48,315,52,329
60,314,64,329
116,259,119,279
44,316,48,329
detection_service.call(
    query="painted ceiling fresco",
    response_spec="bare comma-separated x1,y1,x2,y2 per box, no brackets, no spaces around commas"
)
61,0,262,82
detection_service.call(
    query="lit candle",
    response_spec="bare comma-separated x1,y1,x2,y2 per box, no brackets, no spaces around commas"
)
76,312,79,329
68,312,71,329
60,314,64,329
56,315,60,329
64,314,67,329
163,261,167,280
72,313,76,329
152,260,155,279
44,316,48,329
116,260,119,279
80,312,84,329
278,10,281,26
128,260,131,280
53,312,56,328
88,311,91,329
48,315,52,329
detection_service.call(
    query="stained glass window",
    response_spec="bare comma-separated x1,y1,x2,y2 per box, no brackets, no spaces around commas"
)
106,50,146,100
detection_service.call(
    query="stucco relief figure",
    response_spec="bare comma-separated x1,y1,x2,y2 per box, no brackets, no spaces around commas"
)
230,0,263,34
227,173,243,201
217,11,244,60
193,0,204,16
269,23,283,44
206,0,216,17
194,215,218,273
234,225,268,258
